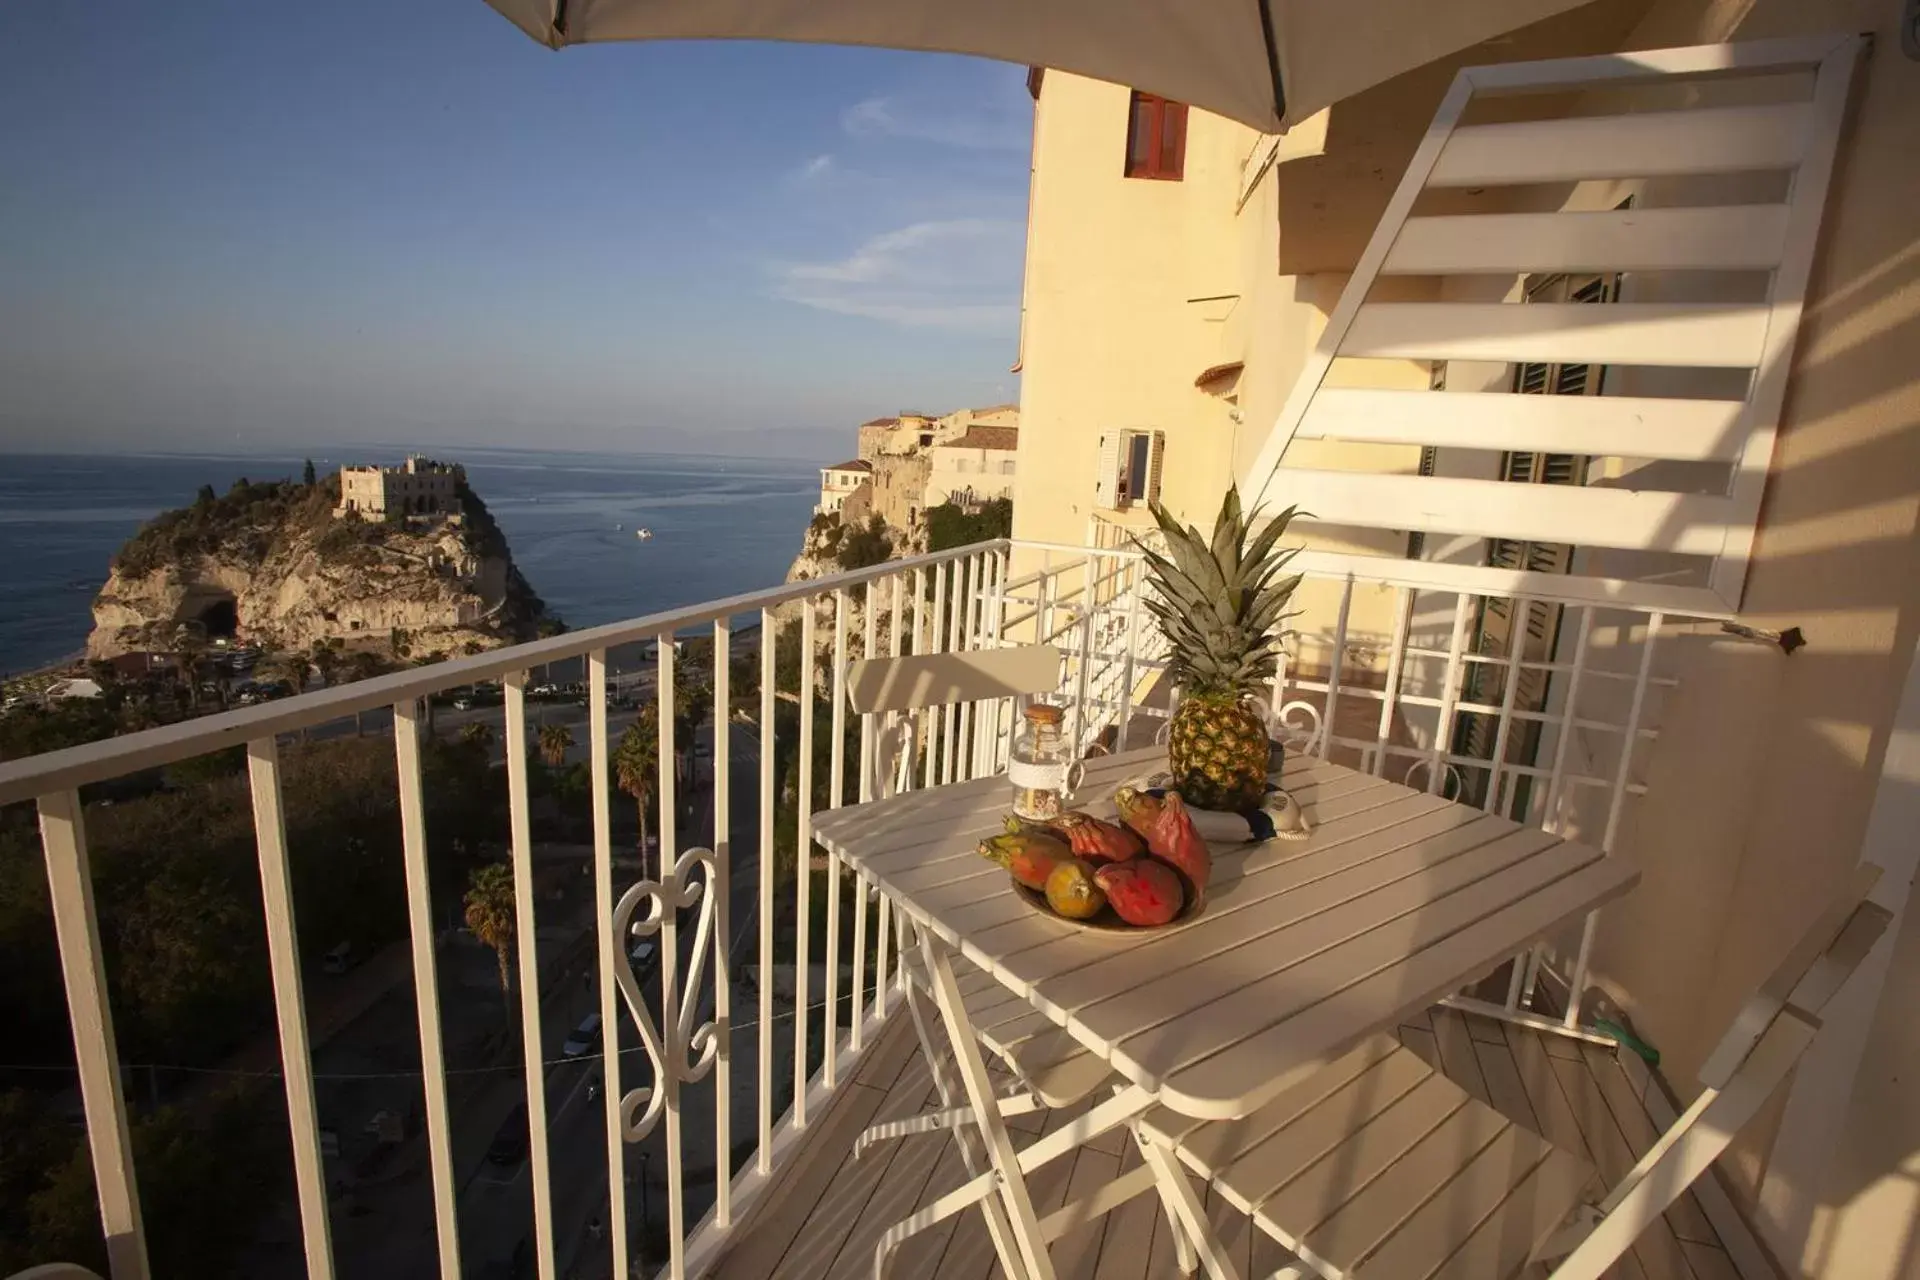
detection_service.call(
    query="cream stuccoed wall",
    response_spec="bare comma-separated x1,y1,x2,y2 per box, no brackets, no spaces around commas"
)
1010,71,1427,653
1013,73,1252,552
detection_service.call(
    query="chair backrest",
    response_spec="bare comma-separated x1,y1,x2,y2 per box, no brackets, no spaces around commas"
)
1547,863,1892,1280
846,646,1062,800
846,645,1062,716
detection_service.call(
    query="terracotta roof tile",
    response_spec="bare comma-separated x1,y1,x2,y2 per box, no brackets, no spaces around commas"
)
944,426,1019,451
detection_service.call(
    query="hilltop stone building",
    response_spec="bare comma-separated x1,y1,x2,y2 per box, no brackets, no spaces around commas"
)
337,456,465,520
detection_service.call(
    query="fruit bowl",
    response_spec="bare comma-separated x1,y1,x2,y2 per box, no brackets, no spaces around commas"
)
1008,877,1205,933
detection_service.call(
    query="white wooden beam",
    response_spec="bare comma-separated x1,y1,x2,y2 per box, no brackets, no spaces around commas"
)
1382,205,1790,276
1760,629,1920,1264
1295,388,1748,462
1244,72,1476,505
1428,104,1811,188
1709,35,1865,609
1274,467,1734,555
1460,32,1853,94
1344,302,1771,368
1284,549,1736,617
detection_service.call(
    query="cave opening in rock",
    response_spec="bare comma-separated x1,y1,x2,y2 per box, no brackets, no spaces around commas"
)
198,596,239,640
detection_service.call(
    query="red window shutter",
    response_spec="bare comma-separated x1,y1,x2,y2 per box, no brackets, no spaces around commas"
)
1124,92,1187,181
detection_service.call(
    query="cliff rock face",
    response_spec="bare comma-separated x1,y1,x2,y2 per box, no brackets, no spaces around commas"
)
88,477,546,660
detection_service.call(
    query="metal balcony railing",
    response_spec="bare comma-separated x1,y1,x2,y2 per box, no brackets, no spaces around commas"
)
0,538,1154,1280
2,532,1709,1280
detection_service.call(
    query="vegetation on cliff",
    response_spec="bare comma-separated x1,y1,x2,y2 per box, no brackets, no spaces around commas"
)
111,474,338,577
926,497,1011,552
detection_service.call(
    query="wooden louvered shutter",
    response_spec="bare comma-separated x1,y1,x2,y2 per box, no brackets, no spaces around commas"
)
1242,35,1864,616
1093,432,1120,509
1146,431,1166,506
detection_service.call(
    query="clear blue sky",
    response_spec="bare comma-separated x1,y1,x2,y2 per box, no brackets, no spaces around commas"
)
0,0,1031,460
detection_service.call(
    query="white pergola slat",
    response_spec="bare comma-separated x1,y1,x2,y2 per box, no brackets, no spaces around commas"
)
1280,469,1735,555
1426,102,1814,187
1246,33,1865,617
1343,301,1773,368
1296,388,1748,462
1382,206,1793,276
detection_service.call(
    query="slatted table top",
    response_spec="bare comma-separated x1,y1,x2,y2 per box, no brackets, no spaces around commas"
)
814,746,1638,1121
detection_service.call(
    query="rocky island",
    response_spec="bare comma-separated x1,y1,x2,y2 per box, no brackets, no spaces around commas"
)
88,457,548,662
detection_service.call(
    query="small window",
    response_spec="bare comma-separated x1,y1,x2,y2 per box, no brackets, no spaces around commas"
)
1124,92,1186,180
1095,429,1165,509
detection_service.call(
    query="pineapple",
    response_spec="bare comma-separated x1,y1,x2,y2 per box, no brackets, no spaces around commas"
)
1136,487,1301,812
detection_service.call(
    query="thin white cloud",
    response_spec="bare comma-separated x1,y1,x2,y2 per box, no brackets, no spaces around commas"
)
771,219,1023,333
795,153,836,183
840,91,1029,152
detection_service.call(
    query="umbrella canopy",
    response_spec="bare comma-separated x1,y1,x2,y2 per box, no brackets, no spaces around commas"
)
482,0,1593,133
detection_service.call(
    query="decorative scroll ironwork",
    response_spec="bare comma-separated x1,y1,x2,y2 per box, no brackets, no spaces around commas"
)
1404,757,1465,800
609,845,721,1145
1269,700,1324,757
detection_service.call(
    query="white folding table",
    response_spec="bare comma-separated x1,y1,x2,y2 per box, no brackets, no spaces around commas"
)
813,745,1639,1279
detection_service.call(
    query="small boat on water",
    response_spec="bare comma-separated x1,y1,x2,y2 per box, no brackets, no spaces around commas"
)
614,523,622,531
635,528,654,541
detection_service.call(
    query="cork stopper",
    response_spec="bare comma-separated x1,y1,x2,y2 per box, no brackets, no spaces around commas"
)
1023,702,1065,726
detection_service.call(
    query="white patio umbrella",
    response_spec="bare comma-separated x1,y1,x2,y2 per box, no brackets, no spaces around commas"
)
481,0,1593,133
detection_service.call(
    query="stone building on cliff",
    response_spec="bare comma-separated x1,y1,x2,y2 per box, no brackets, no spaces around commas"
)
337,456,465,520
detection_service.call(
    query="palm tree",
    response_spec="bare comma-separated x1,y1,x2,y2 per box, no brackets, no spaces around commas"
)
172,632,206,711
463,862,517,1002
613,710,661,877
538,722,573,769
460,721,496,752
308,638,343,689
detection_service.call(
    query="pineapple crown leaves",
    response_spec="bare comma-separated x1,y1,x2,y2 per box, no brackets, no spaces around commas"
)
1131,487,1306,697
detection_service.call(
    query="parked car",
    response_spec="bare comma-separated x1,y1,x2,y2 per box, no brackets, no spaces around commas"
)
561,1013,601,1059
627,938,657,970
486,1104,528,1166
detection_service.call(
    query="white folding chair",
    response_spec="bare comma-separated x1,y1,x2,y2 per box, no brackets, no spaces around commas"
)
1135,863,1891,1280
841,646,1204,1278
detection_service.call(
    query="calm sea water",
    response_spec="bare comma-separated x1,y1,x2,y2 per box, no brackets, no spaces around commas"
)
0,447,819,675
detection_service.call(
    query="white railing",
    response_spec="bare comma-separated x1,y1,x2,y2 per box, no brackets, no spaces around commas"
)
0,530,1708,1278
1104,512,1707,1042
0,538,1156,1280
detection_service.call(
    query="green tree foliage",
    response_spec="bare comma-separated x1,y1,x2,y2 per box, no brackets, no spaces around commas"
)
0,1086,291,1278
0,734,495,1076
463,861,517,998
925,497,1012,553
0,699,123,761
834,515,892,571
302,457,317,487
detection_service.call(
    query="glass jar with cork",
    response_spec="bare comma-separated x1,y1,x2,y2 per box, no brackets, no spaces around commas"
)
1008,702,1084,821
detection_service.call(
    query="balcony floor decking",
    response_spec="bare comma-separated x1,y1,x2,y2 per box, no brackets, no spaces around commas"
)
709,1001,1747,1280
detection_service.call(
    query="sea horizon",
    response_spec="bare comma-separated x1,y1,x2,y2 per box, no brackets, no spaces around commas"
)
0,447,821,676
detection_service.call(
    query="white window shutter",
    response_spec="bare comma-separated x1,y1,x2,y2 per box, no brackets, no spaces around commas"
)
1241,35,1864,616
1093,431,1121,509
